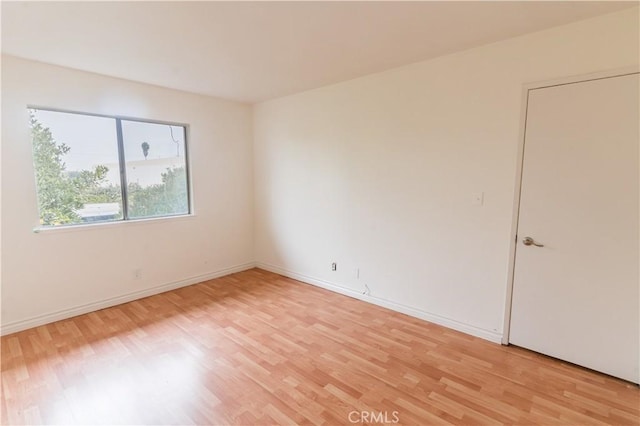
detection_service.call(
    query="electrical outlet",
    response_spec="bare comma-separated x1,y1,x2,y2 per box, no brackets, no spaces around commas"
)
331,262,337,271
132,268,142,280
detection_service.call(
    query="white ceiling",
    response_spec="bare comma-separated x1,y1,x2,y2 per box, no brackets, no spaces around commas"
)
2,1,636,103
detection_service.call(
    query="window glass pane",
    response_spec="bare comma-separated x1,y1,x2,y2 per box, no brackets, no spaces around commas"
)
30,109,123,226
121,120,188,219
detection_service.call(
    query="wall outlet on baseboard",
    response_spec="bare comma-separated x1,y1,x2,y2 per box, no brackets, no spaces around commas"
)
331,262,337,271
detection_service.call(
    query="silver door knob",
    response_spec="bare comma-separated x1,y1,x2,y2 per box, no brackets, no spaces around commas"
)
523,237,544,247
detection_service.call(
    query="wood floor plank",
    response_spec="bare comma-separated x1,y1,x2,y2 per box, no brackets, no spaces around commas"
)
1,268,638,425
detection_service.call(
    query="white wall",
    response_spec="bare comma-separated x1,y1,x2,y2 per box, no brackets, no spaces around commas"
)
1,56,255,333
253,8,640,342
3,8,638,340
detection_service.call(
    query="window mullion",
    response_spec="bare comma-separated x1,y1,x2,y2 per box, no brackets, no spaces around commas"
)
115,118,129,220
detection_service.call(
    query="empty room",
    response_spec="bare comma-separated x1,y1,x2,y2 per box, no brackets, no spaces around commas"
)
1,1,639,425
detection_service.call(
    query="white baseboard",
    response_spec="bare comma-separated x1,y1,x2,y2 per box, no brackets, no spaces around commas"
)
1,262,256,336
3,261,503,344
256,262,503,344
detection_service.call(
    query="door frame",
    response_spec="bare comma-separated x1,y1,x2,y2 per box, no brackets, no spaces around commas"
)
501,66,640,345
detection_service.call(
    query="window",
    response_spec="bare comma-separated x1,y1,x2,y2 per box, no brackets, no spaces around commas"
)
29,108,190,227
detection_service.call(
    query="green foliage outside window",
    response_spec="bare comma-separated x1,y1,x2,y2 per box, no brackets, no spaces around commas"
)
30,112,109,225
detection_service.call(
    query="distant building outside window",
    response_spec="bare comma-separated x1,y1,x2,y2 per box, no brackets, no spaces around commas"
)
29,108,190,227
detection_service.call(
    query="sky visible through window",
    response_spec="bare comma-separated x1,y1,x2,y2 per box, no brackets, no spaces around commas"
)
33,109,186,186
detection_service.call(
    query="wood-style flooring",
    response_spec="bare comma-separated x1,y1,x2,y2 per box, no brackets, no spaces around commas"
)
2,268,638,425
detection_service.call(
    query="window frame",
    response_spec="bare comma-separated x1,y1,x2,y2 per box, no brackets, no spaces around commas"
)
28,106,193,228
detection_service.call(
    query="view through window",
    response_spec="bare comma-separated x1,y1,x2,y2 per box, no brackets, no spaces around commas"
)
29,108,190,227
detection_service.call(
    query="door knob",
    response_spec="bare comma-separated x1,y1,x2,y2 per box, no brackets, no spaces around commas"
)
523,237,544,247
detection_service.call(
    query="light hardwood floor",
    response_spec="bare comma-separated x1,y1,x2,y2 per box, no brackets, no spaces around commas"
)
2,268,638,425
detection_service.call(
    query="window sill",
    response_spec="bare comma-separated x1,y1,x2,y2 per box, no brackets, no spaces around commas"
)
32,213,196,235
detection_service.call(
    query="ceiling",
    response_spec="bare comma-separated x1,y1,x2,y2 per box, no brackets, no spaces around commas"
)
2,1,636,103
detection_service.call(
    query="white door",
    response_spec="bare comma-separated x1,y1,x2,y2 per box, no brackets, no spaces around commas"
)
510,73,639,383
